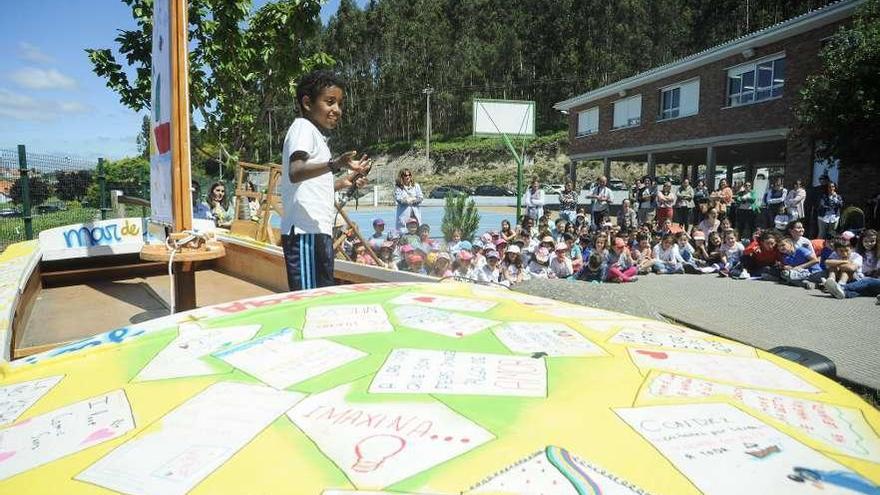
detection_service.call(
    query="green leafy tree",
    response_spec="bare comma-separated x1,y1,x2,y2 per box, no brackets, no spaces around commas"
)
441,193,480,241
87,0,332,162
796,0,880,159
55,170,94,201
10,176,52,206
86,157,151,207
136,114,150,159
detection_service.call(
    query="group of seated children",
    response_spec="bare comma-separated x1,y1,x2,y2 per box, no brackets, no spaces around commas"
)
342,213,879,302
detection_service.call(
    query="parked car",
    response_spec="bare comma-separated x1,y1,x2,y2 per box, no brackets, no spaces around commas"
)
474,185,516,196
541,184,565,195
0,209,19,218
607,179,627,191
428,185,471,199
37,204,65,214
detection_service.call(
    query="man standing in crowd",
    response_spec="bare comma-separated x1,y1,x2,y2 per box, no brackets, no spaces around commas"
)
587,176,611,228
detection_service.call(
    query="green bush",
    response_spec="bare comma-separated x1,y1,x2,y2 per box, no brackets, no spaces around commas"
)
441,193,480,241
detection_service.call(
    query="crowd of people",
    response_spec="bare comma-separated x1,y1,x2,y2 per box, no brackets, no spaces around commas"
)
342,172,878,304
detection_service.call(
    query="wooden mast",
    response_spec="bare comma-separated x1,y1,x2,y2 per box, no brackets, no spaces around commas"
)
169,0,196,309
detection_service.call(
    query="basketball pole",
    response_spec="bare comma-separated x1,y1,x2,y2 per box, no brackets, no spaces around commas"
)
501,133,525,221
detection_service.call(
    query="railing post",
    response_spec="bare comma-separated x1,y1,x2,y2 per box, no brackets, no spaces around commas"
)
17,145,33,240
97,157,108,220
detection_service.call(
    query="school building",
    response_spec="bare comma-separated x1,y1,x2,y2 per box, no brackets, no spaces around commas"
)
554,0,876,207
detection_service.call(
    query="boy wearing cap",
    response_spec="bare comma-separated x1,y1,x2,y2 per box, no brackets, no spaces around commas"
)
369,218,385,249
527,247,554,279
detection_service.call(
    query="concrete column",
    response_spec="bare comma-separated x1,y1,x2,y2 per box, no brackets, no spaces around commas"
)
569,161,577,185
706,146,717,191
603,157,611,179
647,153,656,179
745,160,755,186
691,161,700,185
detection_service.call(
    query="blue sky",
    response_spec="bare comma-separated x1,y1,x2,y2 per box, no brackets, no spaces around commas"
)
0,0,364,161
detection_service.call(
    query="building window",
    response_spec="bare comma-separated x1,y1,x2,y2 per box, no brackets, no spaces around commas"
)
613,95,642,129
576,107,599,137
659,78,700,120
727,55,785,107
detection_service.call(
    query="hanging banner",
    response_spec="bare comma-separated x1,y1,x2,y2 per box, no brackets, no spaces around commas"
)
150,0,173,224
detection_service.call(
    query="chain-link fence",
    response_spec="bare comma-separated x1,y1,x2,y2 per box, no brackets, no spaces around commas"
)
0,146,145,251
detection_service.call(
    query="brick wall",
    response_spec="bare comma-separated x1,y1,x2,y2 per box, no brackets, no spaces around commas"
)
567,21,845,157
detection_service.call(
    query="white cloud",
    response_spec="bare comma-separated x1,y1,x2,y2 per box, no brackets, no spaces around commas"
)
10,67,77,90
18,42,54,64
0,87,89,121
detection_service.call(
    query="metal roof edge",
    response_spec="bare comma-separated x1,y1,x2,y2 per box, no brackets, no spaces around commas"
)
554,0,863,111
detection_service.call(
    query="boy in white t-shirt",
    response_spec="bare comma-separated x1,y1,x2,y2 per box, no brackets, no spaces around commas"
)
281,70,370,291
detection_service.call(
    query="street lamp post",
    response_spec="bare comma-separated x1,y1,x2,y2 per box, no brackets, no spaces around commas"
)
423,86,434,164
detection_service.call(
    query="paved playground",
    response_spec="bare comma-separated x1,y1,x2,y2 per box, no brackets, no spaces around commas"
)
518,275,880,390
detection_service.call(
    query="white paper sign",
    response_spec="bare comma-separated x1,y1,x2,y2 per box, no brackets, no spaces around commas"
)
0,375,63,426
615,403,878,495
493,322,606,357
644,373,880,462
469,447,650,495
389,293,496,313
393,306,498,338
610,329,754,356
629,348,819,393
0,390,135,481
370,349,547,397
583,318,706,336
77,382,304,495
303,305,394,339
539,306,625,321
214,329,367,389
469,285,558,307
135,323,260,381
289,383,493,489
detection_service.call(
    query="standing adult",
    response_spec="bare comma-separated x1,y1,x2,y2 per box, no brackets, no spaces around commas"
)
784,178,806,220
762,175,787,228
674,178,695,230
618,199,638,231
817,181,844,239
805,174,830,238
655,181,676,224
524,177,545,220
587,176,612,227
637,177,655,225
558,180,578,224
735,182,758,240
711,179,734,217
394,168,423,230
693,179,710,223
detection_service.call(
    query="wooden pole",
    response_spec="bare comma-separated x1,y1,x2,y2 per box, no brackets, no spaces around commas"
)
335,202,386,268
170,0,195,310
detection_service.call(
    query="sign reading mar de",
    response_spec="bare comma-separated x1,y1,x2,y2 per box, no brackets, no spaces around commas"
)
39,218,145,261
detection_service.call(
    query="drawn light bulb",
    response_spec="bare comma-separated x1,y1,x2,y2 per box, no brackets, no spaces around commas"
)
352,434,406,473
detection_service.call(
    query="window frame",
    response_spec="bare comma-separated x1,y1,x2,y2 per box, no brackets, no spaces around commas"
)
657,77,700,122
612,94,642,130
725,53,786,108
576,106,600,138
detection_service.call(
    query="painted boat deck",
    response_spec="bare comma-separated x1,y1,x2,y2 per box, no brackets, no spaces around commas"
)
22,270,274,348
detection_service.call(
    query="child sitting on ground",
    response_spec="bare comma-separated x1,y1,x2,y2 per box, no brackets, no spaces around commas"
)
607,237,638,283
577,252,606,283
550,242,574,279
634,233,655,274
652,234,685,274
718,229,744,274
527,247,554,279
776,237,820,286
824,238,863,288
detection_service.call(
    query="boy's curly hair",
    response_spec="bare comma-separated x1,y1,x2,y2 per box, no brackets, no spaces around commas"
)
296,70,346,113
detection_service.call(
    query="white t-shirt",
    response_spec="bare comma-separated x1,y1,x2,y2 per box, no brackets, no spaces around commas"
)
653,244,683,264
281,118,334,235
828,251,864,278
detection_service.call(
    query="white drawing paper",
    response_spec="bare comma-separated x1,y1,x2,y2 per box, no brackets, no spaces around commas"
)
469,448,650,495
135,322,260,381
582,318,706,336
644,373,880,462
615,403,878,495
303,304,394,339
389,293,496,313
610,329,754,356
628,348,819,393
393,306,498,338
76,382,304,495
644,372,739,399
0,375,63,426
289,383,493,489
469,285,558,307
0,389,135,481
214,329,367,389
492,322,606,357
370,349,546,397
538,306,626,321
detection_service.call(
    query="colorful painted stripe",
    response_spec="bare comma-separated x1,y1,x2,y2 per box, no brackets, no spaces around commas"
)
546,445,603,495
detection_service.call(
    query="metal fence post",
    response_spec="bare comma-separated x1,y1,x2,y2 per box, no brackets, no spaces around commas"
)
140,166,147,219
17,145,33,240
97,158,108,220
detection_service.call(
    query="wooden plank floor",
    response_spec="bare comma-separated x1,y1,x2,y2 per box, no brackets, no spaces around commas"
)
22,270,276,348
